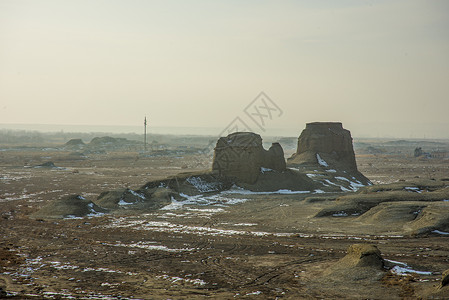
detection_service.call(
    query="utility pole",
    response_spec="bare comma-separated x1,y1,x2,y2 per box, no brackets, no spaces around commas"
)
144,116,147,152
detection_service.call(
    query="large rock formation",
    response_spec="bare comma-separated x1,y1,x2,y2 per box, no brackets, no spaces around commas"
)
288,122,358,171
212,132,286,184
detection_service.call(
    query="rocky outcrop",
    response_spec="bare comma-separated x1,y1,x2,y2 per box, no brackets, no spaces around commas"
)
288,122,357,171
212,132,286,184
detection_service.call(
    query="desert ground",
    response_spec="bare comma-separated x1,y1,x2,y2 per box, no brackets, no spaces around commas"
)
1,133,449,299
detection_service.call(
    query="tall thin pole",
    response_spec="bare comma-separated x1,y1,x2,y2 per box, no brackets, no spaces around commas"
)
144,116,147,152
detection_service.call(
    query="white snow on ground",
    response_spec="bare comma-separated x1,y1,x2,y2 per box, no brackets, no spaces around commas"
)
106,241,195,252
384,259,407,266
161,193,249,211
161,186,311,211
335,176,365,191
316,154,328,167
0,191,47,202
260,167,273,173
65,215,83,219
186,176,223,193
385,259,433,276
129,189,146,199
322,179,335,187
223,186,310,195
118,199,133,206
432,230,449,235
332,212,348,217
391,266,432,276
103,218,296,238
340,186,352,192
246,291,262,295
187,207,224,213
326,169,337,173
156,274,206,286
306,173,321,178
87,203,105,217
404,187,422,193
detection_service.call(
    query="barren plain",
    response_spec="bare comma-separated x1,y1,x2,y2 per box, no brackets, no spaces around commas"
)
1,135,449,299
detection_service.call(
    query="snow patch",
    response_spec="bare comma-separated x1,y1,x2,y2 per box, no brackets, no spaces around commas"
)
332,212,348,217
316,153,328,167
391,265,432,276
260,167,273,173
156,274,206,286
129,189,146,199
118,199,134,206
224,186,309,195
186,176,223,193
107,241,195,252
104,218,295,238
432,230,449,235
335,176,365,191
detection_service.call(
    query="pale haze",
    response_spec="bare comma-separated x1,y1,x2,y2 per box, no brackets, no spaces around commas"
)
1,0,448,138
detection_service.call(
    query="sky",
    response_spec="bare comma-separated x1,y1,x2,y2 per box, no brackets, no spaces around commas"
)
1,0,448,138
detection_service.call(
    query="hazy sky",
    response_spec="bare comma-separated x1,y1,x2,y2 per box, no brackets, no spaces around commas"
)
1,0,448,138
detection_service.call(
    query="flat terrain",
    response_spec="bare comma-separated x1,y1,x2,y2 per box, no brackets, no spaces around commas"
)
1,137,449,299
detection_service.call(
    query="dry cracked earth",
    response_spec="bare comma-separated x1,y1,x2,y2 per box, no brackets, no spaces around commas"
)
1,145,449,299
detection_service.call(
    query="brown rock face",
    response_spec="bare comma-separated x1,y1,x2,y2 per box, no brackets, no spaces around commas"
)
288,122,358,171
212,132,286,184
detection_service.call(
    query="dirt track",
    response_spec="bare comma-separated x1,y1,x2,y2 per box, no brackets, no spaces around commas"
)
1,148,449,299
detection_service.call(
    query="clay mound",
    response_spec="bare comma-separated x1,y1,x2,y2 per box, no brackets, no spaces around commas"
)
31,195,107,219
212,132,286,184
314,196,384,218
324,244,385,281
288,122,357,171
65,139,85,146
95,187,174,211
315,185,449,218
360,179,447,194
405,203,449,235
356,202,427,225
